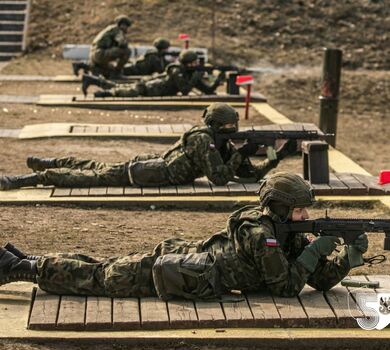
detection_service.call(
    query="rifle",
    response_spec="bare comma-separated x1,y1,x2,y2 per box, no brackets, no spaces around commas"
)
214,128,330,150
274,217,390,268
196,64,248,74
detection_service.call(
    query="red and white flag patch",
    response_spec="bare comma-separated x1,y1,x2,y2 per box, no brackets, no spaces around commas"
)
265,238,279,247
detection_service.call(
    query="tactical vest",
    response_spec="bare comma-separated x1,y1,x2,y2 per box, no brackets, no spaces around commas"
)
162,126,215,184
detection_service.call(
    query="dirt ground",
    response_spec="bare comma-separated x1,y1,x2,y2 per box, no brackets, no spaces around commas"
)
0,1,389,348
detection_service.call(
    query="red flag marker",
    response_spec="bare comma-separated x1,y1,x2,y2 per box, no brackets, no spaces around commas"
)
236,75,254,120
379,170,390,185
178,33,190,49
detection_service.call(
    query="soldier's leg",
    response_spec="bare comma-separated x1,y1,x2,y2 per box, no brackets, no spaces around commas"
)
38,163,130,188
111,82,143,97
37,252,158,297
115,47,131,72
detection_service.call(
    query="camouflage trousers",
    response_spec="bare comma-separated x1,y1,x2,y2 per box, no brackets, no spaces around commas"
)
90,47,131,77
37,156,130,187
36,238,202,297
112,79,169,98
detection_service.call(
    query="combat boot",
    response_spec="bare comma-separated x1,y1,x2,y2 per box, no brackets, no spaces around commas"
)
0,174,39,190
81,74,115,96
26,156,57,172
94,91,114,98
4,243,41,261
0,248,37,285
72,61,89,76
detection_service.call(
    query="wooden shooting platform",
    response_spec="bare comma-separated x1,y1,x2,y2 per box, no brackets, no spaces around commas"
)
0,173,389,208
15,121,319,140
23,275,390,330
36,92,267,110
0,74,143,83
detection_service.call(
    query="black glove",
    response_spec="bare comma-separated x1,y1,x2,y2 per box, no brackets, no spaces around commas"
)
276,139,298,160
216,71,226,83
237,142,258,157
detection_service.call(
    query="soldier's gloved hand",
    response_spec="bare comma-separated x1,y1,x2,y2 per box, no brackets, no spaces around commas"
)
351,234,368,253
237,142,258,158
276,139,298,160
296,236,340,273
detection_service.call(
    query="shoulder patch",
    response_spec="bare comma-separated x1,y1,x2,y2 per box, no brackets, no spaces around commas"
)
209,143,216,150
265,238,280,247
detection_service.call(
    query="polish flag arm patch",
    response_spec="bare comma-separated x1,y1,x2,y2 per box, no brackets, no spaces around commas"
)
265,238,280,247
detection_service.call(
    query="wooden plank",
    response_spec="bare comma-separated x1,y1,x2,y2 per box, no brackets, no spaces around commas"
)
85,297,112,330
176,183,195,195
195,301,226,328
70,188,90,196
227,182,247,195
140,297,169,329
159,186,178,195
210,183,230,196
51,187,72,197
246,293,281,327
273,295,308,327
329,173,349,195
243,183,260,194
311,183,333,195
221,295,254,327
299,286,337,327
113,298,141,330
336,173,368,195
171,124,186,133
84,125,98,134
193,179,213,195
88,187,108,196
124,186,142,196
106,187,124,196
28,288,60,330
141,186,160,195
146,125,161,133
56,295,86,330
97,125,110,134
352,174,385,195
158,124,174,133
366,275,390,290
70,125,86,134
133,125,148,133
324,283,364,327
167,300,198,328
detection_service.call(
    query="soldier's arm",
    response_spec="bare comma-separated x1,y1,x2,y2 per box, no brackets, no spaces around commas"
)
186,133,243,186
96,29,115,49
238,224,311,297
171,68,194,95
306,248,351,291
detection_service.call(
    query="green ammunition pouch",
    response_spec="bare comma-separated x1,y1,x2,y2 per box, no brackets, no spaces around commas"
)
152,252,222,301
128,158,171,186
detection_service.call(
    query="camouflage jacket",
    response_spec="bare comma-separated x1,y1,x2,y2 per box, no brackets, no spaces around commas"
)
160,126,268,185
202,205,351,297
140,63,221,96
90,24,128,54
124,49,168,75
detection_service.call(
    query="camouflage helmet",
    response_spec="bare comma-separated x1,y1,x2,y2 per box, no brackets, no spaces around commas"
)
153,37,170,50
258,172,315,222
115,15,132,27
202,103,239,130
179,50,198,64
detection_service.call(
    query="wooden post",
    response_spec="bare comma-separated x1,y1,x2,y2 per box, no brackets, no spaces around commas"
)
244,85,251,120
319,48,342,147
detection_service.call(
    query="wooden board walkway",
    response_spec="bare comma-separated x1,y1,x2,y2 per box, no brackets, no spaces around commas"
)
27,274,383,330
0,174,388,208
0,74,141,82
36,93,267,110
15,122,320,140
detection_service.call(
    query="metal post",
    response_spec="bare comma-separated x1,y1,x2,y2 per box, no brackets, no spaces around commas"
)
319,48,342,147
244,85,252,120
185,40,189,49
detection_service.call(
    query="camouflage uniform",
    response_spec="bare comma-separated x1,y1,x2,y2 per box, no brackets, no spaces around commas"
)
89,24,131,77
109,63,223,97
35,126,277,188
123,49,168,76
35,205,351,298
